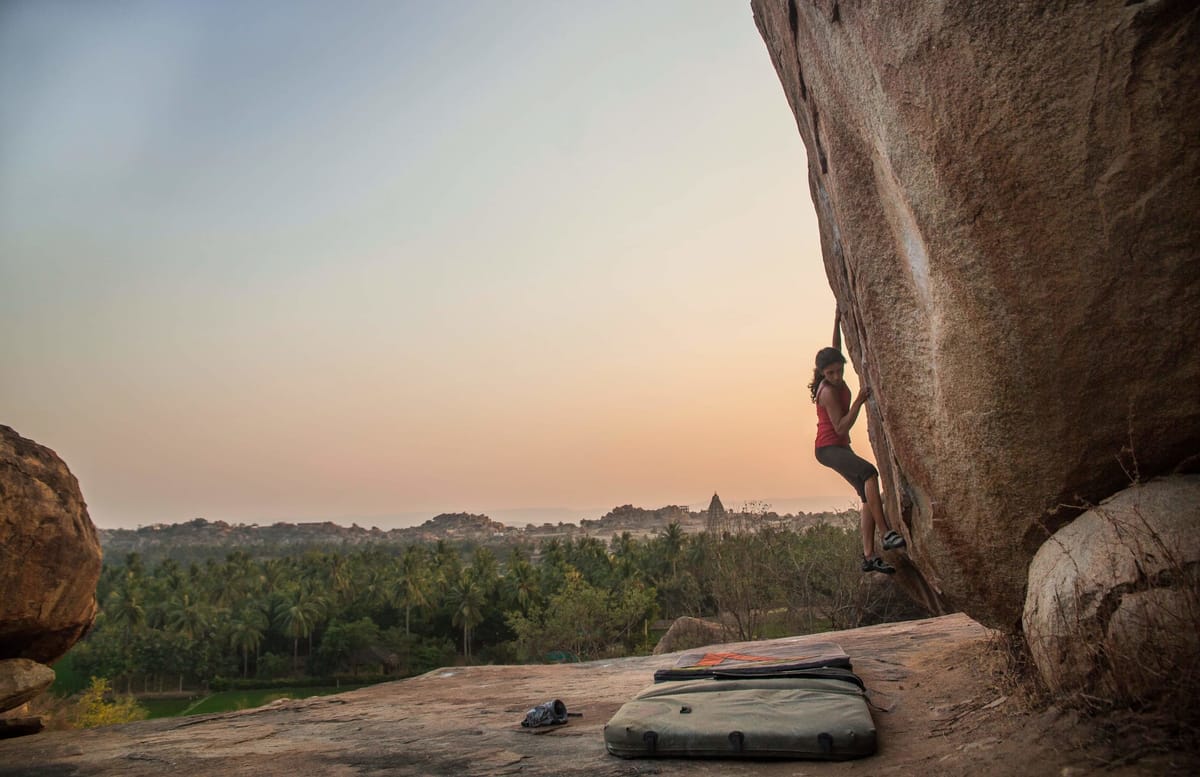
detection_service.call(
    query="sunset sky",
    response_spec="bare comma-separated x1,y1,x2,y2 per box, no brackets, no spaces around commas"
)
0,1,866,529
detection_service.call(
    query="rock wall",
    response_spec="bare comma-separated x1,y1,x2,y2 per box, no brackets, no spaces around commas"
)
0,426,101,677
752,0,1200,629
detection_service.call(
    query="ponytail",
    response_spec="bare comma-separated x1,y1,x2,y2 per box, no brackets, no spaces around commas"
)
808,368,824,403
809,347,847,403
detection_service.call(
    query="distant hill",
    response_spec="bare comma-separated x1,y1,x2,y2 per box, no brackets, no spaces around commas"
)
97,503,854,564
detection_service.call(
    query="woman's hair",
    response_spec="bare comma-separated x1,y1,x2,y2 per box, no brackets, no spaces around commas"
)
808,347,846,402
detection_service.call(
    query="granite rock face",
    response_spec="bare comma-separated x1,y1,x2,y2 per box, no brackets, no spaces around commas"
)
1023,476,1200,700
0,659,55,715
0,426,102,676
752,0,1200,629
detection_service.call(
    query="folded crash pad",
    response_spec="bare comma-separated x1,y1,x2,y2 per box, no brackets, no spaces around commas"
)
652,640,852,682
606,642,875,760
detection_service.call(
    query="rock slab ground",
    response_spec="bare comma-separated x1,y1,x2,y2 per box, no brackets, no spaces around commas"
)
2,614,1193,776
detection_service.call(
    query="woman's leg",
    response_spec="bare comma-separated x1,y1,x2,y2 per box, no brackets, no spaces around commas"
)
816,446,897,558
859,505,874,557
863,476,890,545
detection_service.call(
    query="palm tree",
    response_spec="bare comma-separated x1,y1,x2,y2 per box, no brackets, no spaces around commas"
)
356,560,391,614
504,549,539,616
210,550,256,609
210,571,245,611
260,558,288,595
538,538,570,597
567,536,612,586
470,547,498,586
326,553,354,608
164,591,213,691
274,589,322,672
661,522,685,578
399,546,431,636
228,608,267,678
450,570,485,662
104,581,146,693
123,552,145,581
433,540,461,588
156,558,185,593
106,582,145,631
165,591,210,641
611,531,641,585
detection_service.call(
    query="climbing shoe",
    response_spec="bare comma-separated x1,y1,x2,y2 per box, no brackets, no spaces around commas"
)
861,555,896,574
521,699,569,728
882,530,907,551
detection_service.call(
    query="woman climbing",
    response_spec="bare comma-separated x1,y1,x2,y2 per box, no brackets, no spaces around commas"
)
811,310,906,574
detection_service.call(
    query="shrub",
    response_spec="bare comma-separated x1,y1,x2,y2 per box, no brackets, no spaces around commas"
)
71,677,147,728
255,652,291,681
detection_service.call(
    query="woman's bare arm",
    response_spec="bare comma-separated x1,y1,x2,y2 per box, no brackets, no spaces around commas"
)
819,382,868,437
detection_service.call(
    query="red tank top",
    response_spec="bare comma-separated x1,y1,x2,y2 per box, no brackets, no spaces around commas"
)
815,381,851,448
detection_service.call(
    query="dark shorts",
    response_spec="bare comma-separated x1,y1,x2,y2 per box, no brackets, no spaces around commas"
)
815,445,879,503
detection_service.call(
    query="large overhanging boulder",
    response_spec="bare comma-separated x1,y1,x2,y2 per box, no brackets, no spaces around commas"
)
751,0,1200,629
0,425,102,709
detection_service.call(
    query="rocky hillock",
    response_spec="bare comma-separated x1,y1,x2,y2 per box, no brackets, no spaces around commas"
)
96,504,852,563
98,513,517,563
580,504,699,534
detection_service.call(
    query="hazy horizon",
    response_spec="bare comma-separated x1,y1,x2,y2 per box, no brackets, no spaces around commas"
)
2,2,873,531
99,494,861,532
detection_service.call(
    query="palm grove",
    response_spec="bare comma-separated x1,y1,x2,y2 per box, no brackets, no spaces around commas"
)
69,511,916,694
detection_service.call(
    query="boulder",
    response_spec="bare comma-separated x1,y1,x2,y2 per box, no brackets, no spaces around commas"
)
751,0,1200,629
0,425,102,671
1023,476,1200,700
0,717,45,740
0,658,55,714
652,616,729,655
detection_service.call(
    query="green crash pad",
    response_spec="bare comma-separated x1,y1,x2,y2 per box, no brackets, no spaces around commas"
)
606,641,876,760
604,670,876,759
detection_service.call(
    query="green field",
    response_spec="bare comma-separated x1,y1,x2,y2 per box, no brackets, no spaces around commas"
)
139,686,363,719
139,697,197,719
